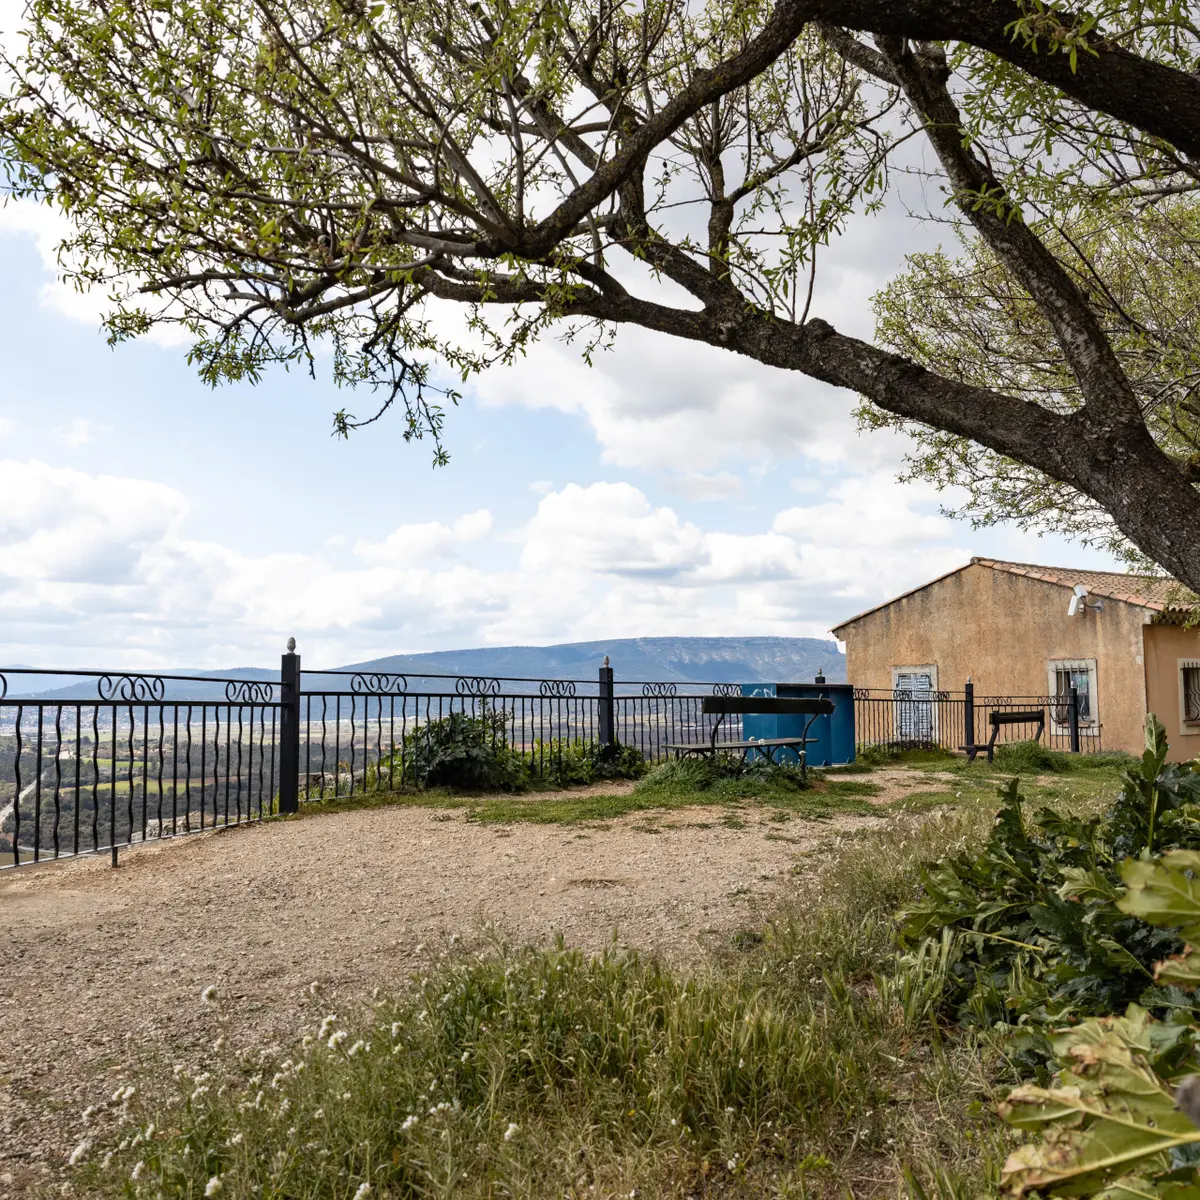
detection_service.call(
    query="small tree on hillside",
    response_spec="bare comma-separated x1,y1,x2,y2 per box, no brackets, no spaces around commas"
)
3,0,1200,583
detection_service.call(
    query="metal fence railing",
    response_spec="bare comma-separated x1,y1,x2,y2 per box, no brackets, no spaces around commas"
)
0,655,744,868
0,670,280,868
1,651,1113,870
852,685,1103,755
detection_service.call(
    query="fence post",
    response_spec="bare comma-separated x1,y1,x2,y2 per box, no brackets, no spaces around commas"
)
1068,685,1081,754
279,637,301,813
598,655,615,750
964,677,975,751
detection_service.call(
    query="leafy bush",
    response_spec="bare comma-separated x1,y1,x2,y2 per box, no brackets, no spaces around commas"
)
398,710,530,792
999,852,1200,1198
900,717,1200,1033
993,739,1075,774
537,738,647,787
635,752,810,796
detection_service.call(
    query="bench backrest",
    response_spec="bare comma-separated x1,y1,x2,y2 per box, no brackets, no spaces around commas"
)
989,709,1045,726
702,696,835,717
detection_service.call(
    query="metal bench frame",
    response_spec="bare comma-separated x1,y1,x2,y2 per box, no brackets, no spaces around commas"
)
665,696,836,780
961,709,1046,764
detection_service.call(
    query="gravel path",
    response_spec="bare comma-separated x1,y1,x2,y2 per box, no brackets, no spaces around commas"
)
0,785,888,1194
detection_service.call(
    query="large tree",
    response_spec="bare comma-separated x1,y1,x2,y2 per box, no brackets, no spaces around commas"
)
3,0,1200,585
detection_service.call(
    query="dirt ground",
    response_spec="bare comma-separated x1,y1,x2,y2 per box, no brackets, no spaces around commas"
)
0,779,919,1193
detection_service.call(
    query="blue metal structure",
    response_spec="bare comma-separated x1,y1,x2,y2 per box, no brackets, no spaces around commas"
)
741,680,856,765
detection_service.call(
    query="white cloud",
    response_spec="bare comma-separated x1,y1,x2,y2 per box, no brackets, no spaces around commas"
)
55,418,112,448
353,509,493,567
0,199,191,345
0,461,978,665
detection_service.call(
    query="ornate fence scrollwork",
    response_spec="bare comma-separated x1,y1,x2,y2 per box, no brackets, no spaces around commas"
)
711,682,740,697
455,676,502,697
350,673,409,695
225,681,274,703
933,690,950,702
852,687,871,701
538,680,577,697
0,672,6,702
98,674,166,702
642,682,678,697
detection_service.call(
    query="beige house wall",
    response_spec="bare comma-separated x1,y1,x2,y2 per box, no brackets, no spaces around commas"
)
837,562,1149,754
1143,624,1200,761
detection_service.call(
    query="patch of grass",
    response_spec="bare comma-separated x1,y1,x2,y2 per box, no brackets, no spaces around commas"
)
883,789,963,814
74,791,1028,1200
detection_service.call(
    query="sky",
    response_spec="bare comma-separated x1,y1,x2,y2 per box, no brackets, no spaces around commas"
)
0,72,1127,672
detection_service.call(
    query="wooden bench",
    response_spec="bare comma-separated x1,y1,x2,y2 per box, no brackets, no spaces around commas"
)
665,696,835,781
961,709,1046,763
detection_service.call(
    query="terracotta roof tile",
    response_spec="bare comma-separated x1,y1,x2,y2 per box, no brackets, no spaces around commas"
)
971,558,1195,612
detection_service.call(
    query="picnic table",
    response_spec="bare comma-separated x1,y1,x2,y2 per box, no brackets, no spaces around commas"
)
665,696,836,781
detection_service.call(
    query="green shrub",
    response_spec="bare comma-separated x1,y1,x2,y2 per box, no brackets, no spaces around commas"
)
992,738,1074,774
998,852,1200,1198
536,738,647,787
396,710,530,792
635,752,809,796
900,716,1200,1038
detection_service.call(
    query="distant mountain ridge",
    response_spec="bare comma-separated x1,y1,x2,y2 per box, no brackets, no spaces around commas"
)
3,637,844,699
341,637,845,685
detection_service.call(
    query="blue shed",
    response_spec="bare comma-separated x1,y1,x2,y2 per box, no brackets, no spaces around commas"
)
741,679,856,766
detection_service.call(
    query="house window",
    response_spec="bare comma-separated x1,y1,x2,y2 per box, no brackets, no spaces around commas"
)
1181,660,1200,726
1048,659,1098,726
891,665,938,742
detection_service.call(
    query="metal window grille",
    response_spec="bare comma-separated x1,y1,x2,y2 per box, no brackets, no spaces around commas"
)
1053,666,1091,723
1184,665,1200,723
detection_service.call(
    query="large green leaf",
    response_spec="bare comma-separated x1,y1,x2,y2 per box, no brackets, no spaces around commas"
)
1119,853,1200,944
1000,1008,1200,1196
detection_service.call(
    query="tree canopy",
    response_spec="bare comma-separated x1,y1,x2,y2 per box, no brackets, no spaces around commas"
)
3,0,1200,586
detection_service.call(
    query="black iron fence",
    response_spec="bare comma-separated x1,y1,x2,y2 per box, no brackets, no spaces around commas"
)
852,682,1103,755
0,654,744,869
1,651,1111,870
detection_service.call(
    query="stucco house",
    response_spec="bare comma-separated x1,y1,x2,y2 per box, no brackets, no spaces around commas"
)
831,558,1200,759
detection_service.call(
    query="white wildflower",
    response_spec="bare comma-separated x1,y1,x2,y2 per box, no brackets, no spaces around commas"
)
308,981,321,996
352,1185,372,1200
401,1115,419,1132
212,1036,225,1052
227,1132,244,1147
81,1105,97,1123
328,1030,348,1051
191,1085,210,1101
301,1035,314,1049
200,985,218,1004
100,1151,113,1169
67,1140,90,1166
130,1161,144,1181
503,1122,520,1142
391,1022,403,1038
318,1015,337,1041
314,1108,324,1119
727,1157,738,1172
204,1176,224,1197
342,1092,352,1101
460,1050,470,1063
347,1040,365,1058
279,1099,291,1117
172,1064,187,1079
